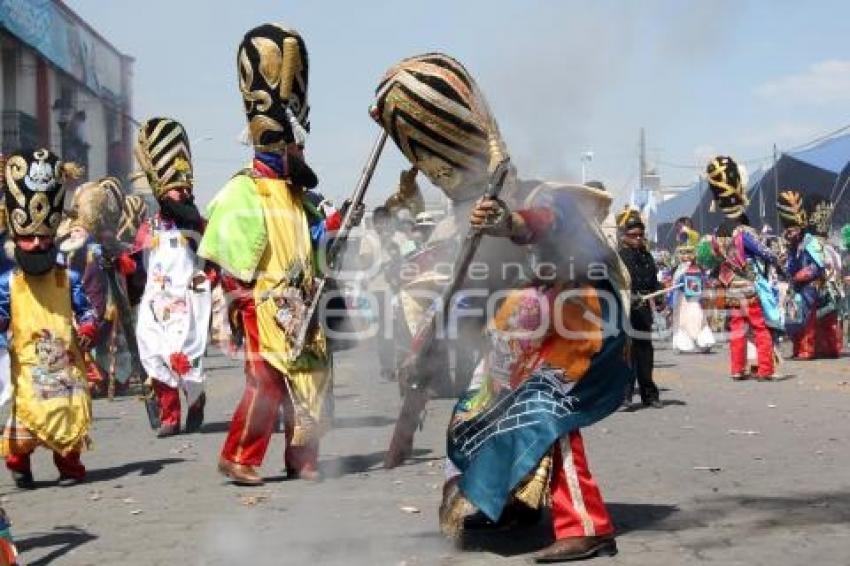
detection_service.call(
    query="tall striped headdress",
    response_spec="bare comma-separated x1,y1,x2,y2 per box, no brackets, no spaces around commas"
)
776,190,807,229
373,53,507,201
706,155,749,219
135,117,193,200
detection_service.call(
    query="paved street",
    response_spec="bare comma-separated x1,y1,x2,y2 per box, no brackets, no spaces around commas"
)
5,339,850,566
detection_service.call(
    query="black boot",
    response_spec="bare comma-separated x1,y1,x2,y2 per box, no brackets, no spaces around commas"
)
11,469,34,490
185,392,206,433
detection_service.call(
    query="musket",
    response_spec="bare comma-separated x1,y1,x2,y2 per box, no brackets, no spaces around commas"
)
638,283,684,303
100,250,160,429
385,158,511,468
284,130,389,362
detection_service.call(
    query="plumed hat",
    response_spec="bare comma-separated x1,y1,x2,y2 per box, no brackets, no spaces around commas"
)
706,155,748,219
373,53,507,201
238,24,309,152
615,205,644,232
3,147,81,237
135,117,193,200
807,195,834,237
776,190,807,229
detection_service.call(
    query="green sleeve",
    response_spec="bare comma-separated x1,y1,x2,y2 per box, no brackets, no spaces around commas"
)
198,174,267,282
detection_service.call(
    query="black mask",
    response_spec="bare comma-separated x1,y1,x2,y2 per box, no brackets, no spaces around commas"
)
15,245,58,276
159,197,203,229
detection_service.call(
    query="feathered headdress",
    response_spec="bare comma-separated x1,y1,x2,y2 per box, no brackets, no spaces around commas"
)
776,190,807,229
807,196,834,237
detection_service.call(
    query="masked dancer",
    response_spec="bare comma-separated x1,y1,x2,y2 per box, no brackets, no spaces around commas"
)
132,118,213,437
0,148,96,487
201,24,360,485
373,53,631,563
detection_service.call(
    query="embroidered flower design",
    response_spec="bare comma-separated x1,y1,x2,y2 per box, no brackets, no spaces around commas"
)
169,352,192,376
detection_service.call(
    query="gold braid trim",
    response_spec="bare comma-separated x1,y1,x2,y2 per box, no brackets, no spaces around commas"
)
280,36,301,101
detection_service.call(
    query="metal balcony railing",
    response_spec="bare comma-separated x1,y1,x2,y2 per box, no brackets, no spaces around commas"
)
1,111,40,154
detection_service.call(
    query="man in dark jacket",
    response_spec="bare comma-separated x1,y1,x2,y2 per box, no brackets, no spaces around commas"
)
616,207,663,409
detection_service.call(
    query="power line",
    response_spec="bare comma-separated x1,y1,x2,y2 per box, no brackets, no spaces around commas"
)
654,121,850,170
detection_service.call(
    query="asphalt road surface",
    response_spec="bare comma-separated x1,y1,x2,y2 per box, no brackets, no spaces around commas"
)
5,339,850,565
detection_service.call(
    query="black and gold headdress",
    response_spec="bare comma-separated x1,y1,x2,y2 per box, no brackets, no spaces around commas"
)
706,155,749,219
2,147,81,237
238,24,309,152
135,117,193,200
373,53,507,201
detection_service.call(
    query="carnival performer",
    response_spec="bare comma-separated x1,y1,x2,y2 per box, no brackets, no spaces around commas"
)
373,53,631,562
200,24,360,485
806,197,843,356
706,156,778,380
669,227,715,354
0,148,96,487
57,178,134,396
131,117,213,437
616,206,663,408
374,53,546,467
780,193,842,359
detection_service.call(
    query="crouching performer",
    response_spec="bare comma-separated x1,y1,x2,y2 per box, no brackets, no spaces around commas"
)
441,183,631,562
371,54,634,561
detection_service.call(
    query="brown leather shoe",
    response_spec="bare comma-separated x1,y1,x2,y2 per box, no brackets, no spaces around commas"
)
157,423,179,438
534,535,617,563
218,458,263,486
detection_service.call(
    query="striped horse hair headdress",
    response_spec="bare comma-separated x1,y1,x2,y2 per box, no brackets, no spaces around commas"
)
373,53,507,201
135,117,193,200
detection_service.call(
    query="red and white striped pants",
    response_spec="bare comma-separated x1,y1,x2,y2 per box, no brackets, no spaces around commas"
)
550,430,614,539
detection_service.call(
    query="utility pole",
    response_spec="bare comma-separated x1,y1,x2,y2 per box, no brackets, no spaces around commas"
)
639,127,647,207
772,143,780,230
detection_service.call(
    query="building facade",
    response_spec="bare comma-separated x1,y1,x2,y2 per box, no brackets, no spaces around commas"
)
0,0,133,182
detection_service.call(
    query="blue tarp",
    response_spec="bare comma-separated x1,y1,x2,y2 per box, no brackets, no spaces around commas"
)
653,132,850,242
787,133,850,174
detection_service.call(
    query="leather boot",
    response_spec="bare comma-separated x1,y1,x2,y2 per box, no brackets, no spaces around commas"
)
218,457,263,486
534,535,617,563
185,392,206,433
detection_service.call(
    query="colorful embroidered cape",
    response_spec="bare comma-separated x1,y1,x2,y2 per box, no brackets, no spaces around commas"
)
447,282,630,521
